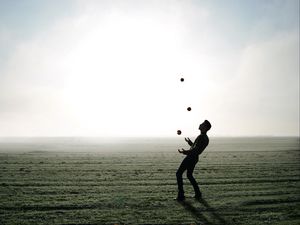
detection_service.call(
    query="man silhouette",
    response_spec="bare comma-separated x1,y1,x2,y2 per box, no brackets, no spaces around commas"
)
176,120,211,201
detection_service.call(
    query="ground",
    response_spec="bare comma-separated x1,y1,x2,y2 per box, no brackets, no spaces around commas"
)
0,149,299,224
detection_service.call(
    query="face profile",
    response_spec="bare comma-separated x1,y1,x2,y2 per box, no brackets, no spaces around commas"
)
199,120,211,133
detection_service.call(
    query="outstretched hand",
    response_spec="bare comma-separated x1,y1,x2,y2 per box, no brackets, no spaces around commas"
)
178,148,185,154
185,137,193,146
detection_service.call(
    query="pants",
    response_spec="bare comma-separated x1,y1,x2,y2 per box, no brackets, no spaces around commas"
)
176,156,201,196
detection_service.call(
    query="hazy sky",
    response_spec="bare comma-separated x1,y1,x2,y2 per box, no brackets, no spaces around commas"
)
0,0,299,137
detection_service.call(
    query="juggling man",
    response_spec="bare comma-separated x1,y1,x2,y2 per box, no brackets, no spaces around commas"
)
175,120,211,201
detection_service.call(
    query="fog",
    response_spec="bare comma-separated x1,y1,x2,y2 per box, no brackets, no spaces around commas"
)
0,0,299,137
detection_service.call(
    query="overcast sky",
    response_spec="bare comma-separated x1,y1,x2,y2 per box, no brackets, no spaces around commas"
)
0,0,299,137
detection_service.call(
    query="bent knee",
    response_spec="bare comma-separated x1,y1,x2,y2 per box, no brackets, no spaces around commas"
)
176,170,183,177
187,173,194,179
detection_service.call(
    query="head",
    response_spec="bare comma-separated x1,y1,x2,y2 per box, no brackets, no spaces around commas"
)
199,120,211,133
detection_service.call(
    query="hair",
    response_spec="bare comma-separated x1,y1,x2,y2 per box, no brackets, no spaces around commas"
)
204,120,211,131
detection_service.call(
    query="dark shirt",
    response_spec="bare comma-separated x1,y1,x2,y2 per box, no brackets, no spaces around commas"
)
187,134,209,158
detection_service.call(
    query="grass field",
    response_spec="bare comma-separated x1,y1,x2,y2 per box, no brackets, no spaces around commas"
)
0,138,299,224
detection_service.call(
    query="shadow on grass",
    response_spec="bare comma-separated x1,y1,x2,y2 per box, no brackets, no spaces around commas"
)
179,201,212,225
179,198,228,225
197,198,228,225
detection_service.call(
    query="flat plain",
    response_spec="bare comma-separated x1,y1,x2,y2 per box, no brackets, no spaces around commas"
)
0,137,299,224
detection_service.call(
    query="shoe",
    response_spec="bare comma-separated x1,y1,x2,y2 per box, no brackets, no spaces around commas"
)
194,193,202,200
174,196,185,201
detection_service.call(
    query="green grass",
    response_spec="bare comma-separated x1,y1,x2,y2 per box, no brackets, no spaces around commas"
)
0,150,299,224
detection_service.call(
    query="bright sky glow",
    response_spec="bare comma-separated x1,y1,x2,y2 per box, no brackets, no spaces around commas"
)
0,0,299,137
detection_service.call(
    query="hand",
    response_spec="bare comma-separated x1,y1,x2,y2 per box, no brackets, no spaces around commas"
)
184,137,190,142
178,148,185,154
185,137,193,145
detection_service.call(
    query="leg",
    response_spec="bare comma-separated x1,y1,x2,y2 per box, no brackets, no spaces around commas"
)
176,158,188,198
186,161,201,197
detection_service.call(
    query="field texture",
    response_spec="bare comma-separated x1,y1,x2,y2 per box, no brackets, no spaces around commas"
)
0,138,299,225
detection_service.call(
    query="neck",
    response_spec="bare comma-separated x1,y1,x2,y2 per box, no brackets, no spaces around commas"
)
201,131,207,135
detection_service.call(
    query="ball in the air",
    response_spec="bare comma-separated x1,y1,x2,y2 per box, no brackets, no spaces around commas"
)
180,78,184,82
177,130,182,135
187,107,191,111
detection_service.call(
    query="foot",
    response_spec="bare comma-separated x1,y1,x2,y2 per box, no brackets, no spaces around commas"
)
194,193,202,200
174,196,185,201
